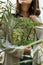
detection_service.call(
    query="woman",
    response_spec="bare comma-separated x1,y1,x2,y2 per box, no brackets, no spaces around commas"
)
15,0,41,65
0,1,33,65
0,0,41,65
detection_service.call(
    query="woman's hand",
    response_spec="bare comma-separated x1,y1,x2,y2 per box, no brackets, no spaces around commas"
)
24,47,32,54
29,15,40,23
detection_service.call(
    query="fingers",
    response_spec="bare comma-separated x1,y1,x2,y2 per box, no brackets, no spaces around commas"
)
24,47,32,54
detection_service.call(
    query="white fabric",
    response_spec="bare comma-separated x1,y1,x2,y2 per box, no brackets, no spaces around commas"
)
1,39,24,58
1,39,24,65
33,0,43,64
38,45,43,64
33,23,43,65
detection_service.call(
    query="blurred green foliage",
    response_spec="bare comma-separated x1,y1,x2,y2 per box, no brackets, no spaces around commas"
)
0,0,43,46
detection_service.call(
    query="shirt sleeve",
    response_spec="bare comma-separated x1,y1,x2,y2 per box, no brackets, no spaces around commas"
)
1,39,24,59
37,46,43,64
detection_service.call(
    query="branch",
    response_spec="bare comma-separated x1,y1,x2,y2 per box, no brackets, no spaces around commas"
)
24,39,43,48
